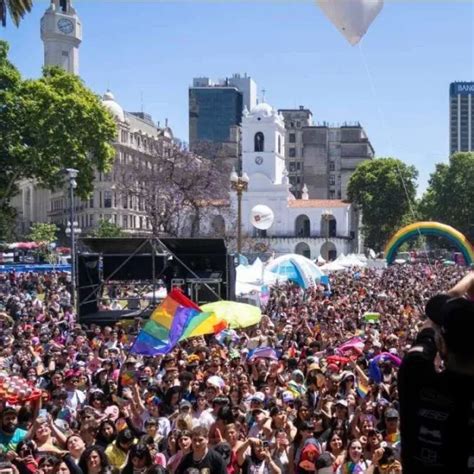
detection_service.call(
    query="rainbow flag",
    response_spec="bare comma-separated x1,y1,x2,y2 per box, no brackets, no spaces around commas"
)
356,379,369,398
179,311,227,341
130,289,201,356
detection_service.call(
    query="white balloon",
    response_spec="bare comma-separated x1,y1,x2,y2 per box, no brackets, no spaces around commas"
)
250,205,274,230
316,0,383,46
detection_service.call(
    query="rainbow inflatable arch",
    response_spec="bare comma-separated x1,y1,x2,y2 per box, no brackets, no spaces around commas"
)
384,221,474,265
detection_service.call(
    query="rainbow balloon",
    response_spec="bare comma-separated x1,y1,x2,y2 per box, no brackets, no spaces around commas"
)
384,221,474,265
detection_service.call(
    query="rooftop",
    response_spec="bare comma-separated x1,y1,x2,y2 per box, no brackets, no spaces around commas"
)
288,199,349,209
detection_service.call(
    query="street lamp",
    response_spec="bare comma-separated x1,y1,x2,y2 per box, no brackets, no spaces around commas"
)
64,168,79,312
230,168,249,255
321,209,332,261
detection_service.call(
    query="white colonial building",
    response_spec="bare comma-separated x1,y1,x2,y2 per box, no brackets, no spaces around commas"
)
227,101,361,260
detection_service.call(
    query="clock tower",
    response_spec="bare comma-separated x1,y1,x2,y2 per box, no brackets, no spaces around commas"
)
41,0,82,75
241,102,286,184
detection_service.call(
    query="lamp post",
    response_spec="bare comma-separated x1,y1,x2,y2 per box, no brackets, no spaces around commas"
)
321,209,332,261
64,168,79,312
230,168,249,255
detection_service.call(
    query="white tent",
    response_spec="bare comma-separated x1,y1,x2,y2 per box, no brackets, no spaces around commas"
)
320,261,347,272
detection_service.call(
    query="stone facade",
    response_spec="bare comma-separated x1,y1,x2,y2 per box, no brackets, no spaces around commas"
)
12,93,174,237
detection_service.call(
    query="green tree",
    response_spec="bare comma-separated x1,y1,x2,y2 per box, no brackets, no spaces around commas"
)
28,222,58,245
91,219,124,238
348,157,418,251
0,40,116,220
1,0,32,27
420,152,474,238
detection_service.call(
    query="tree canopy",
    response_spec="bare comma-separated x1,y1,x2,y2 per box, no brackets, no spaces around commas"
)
420,152,474,239
28,222,58,245
90,219,124,238
347,157,418,251
0,40,117,208
1,0,32,27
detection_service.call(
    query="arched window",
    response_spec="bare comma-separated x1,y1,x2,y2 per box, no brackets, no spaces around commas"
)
295,242,311,259
295,215,311,237
321,214,337,238
320,241,337,261
254,132,264,152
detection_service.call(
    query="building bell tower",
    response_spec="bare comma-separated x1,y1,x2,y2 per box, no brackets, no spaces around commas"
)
41,0,82,75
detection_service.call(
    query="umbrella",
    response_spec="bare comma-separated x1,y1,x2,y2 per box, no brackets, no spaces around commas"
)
201,301,262,329
248,347,278,361
265,254,323,288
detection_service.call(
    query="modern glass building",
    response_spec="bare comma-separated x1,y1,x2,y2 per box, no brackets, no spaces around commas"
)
189,86,243,147
450,82,474,155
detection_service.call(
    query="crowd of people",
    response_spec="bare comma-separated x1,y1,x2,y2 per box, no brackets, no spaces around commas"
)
0,263,469,474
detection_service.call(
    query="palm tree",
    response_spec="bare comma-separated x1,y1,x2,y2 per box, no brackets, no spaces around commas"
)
1,0,33,27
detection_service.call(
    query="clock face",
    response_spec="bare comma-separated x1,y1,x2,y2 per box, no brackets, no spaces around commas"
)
57,18,74,34
255,156,263,165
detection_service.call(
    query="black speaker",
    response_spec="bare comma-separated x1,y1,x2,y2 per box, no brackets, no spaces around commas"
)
78,287,98,317
78,254,100,286
77,254,101,318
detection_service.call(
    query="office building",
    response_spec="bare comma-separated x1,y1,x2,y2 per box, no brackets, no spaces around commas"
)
189,85,243,145
450,82,474,154
279,107,374,199
188,74,258,165
279,107,313,198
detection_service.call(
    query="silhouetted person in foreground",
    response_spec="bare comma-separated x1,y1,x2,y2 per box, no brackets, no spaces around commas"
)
399,272,474,474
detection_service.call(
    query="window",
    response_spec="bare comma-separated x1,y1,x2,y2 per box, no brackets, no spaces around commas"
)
296,162,301,171
329,161,335,171
289,162,296,172
289,148,296,158
254,132,265,152
89,196,94,208
104,191,112,208
329,175,336,186
139,217,143,229
296,121,301,128
289,133,296,143
278,135,281,154
123,215,128,228
123,194,128,209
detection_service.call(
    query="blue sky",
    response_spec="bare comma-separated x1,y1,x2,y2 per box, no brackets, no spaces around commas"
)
2,1,474,193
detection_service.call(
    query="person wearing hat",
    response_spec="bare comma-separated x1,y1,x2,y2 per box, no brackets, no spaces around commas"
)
399,272,474,474
382,408,399,447
0,407,27,453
